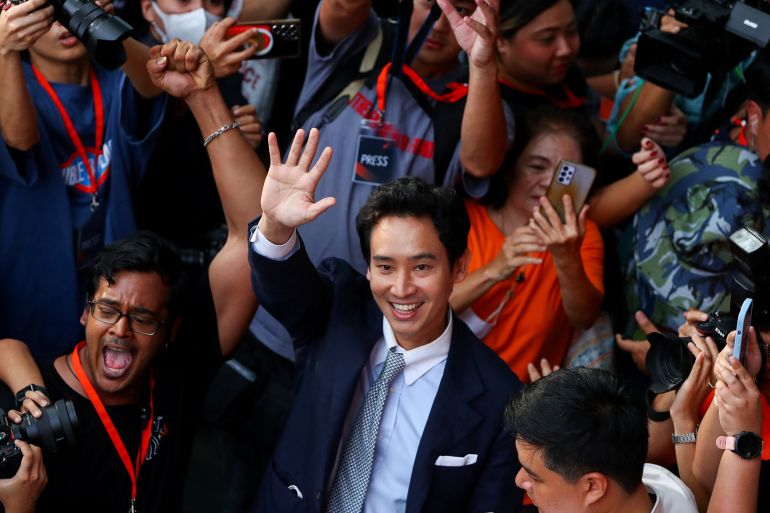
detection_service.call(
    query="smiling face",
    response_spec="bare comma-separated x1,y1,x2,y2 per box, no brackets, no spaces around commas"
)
80,271,171,405
496,0,580,89
507,130,583,217
366,216,467,350
408,0,475,78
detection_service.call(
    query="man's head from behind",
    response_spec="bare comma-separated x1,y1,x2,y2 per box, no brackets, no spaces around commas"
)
355,177,469,349
506,367,648,513
80,231,185,405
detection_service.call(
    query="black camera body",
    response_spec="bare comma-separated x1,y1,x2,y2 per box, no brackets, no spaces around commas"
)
11,0,132,69
635,0,770,97
0,399,78,479
646,226,770,393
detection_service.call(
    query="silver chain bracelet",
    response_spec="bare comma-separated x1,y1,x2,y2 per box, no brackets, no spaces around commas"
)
203,121,240,148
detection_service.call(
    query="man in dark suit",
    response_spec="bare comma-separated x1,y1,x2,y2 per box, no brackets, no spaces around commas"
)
248,129,522,513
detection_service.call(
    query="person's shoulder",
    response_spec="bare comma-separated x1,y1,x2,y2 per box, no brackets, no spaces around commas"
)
453,316,520,390
643,463,699,513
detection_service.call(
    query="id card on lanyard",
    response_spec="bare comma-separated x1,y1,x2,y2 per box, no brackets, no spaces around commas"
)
32,65,108,285
71,341,155,513
352,3,467,186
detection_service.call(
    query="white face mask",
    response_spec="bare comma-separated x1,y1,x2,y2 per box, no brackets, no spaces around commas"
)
151,1,221,44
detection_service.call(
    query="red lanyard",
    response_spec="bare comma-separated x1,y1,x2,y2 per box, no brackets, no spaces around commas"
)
376,62,469,115
498,76,585,110
71,341,154,510
32,65,105,210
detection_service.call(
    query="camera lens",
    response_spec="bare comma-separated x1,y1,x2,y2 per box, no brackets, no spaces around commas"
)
12,400,78,452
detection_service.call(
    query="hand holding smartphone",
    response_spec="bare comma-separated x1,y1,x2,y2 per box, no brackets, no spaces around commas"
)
544,160,597,223
224,19,301,59
733,297,753,366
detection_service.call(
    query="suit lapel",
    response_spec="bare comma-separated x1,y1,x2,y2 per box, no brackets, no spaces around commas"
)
405,320,484,513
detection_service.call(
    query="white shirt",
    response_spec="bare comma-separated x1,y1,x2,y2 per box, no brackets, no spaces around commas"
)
644,463,699,513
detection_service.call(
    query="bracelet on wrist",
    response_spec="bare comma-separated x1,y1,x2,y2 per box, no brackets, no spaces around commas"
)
15,384,49,408
672,424,699,444
203,121,240,148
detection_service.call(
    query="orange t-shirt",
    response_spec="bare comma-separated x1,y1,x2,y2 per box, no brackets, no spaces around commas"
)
464,200,605,381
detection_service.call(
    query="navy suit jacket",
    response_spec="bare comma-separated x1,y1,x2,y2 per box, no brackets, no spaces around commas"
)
249,230,523,513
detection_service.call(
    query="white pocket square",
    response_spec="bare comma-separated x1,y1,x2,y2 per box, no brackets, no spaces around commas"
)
434,454,478,467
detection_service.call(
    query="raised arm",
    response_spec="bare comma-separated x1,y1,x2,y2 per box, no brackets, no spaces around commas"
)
145,40,264,356
588,138,670,227
0,0,53,150
318,0,372,47
440,0,507,177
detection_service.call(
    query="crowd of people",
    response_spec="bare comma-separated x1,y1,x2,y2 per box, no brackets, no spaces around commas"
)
0,0,767,512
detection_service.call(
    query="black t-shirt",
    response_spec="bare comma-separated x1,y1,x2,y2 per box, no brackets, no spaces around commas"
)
500,66,591,120
31,277,221,513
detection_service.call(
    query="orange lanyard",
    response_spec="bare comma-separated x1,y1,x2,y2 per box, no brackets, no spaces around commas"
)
71,341,154,512
375,62,469,116
498,76,585,110
32,65,105,210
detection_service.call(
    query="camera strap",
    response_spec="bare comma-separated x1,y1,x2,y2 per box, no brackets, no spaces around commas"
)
31,65,105,212
71,341,155,513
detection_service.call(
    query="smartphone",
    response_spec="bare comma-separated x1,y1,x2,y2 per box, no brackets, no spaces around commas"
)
225,19,301,59
544,160,597,223
734,297,753,366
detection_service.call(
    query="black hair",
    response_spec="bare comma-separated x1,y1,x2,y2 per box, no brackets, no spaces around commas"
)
87,230,185,316
499,0,567,38
506,367,648,494
482,105,599,209
355,177,470,267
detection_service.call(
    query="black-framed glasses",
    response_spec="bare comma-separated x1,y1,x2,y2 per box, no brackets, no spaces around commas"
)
88,300,166,336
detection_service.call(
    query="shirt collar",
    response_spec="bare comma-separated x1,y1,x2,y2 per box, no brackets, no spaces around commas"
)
374,311,452,385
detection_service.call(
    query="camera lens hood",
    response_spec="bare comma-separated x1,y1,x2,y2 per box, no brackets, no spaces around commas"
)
646,332,695,394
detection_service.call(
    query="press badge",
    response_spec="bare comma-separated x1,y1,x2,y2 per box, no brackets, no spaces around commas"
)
353,119,396,186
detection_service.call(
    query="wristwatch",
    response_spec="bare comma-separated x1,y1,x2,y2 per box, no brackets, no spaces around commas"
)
14,384,49,408
672,426,698,444
715,431,764,459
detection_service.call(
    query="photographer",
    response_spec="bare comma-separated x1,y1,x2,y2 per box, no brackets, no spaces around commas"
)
626,49,770,335
0,0,167,362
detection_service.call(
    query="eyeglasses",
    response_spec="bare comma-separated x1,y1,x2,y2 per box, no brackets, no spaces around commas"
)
88,300,166,336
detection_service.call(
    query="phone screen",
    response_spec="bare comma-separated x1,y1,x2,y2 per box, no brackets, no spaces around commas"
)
734,298,753,366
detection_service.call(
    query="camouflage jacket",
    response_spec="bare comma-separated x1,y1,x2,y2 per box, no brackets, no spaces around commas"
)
627,142,769,335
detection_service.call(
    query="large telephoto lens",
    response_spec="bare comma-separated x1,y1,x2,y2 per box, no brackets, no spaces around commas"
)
12,399,79,452
51,0,133,69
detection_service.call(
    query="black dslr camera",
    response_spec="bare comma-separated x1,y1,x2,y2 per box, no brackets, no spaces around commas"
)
646,226,770,392
0,399,78,478
635,0,770,97
10,0,133,69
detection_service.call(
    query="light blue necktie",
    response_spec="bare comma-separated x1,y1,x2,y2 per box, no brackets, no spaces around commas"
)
326,347,406,513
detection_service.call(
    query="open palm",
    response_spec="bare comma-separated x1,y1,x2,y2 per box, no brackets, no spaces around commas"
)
262,128,335,228
437,0,499,68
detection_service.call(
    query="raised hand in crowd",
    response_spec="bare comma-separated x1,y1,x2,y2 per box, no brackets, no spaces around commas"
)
438,0,498,68
232,103,263,148
0,440,47,513
199,17,259,78
0,0,52,53
258,128,335,244
641,106,688,149
615,310,658,372
482,227,543,282
527,358,558,383
669,335,718,512
633,137,671,190
707,346,763,513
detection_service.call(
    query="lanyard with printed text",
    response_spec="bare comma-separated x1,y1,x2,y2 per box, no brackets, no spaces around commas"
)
32,65,105,211
71,341,154,513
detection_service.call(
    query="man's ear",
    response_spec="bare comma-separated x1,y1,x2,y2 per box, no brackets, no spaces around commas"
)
80,307,89,327
453,249,470,283
746,100,762,134
581,472,609,506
